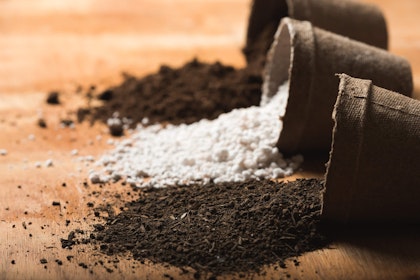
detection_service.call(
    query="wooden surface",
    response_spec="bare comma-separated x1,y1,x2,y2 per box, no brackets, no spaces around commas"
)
1,0,419,279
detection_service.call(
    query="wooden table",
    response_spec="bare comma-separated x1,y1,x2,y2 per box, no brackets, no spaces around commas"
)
1,0,419,279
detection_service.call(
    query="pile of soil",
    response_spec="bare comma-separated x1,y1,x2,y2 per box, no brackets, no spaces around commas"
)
72,179,328,277
78,58,262,128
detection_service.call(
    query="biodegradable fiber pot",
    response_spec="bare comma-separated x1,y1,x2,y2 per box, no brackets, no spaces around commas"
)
244,0,388,71
262,18,413,154
322,74,420,224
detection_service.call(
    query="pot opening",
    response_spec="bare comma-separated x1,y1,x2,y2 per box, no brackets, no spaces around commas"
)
261,22,292,108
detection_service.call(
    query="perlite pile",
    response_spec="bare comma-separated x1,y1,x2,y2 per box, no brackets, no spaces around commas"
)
88,82,302,187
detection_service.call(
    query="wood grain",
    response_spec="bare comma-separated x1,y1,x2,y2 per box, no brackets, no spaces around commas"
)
1,0,419,279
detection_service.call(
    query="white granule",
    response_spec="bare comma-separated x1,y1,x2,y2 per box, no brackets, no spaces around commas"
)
0,149,7,156
45,159,54,167
89,82,301,187
89,172,103,184
78,155,95,162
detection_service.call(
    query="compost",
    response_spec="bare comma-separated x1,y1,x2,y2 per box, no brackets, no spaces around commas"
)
76,179,328,277
78,58,262,131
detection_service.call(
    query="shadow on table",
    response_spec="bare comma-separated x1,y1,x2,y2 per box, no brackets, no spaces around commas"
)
299,151,329,176
324,224,420,261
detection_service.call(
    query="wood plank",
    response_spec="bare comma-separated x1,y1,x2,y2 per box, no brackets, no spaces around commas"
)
1,0,419,279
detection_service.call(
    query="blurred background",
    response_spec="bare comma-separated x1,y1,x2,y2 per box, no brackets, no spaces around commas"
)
0,0,419,97
0,0,249,94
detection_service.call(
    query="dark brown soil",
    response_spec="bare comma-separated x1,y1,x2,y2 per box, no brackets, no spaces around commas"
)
78,58,262,128
46,91,60,105
82,179,328,277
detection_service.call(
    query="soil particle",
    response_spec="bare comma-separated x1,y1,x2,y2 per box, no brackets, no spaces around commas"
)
60,231,76,249
37,118,47,128
105,267,114,273
46,91,60,105
98,90,113,101
79,262,88,269
77,108,91,123
107,117,124,136
60,119,74,127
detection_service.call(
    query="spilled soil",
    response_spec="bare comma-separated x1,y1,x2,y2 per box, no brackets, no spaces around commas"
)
62,179,329,278
76,58,262,130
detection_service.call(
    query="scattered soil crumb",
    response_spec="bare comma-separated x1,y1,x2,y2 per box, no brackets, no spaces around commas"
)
46,91,60,105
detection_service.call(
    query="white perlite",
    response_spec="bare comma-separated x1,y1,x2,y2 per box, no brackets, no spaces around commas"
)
89,82,302,187
45,159,54,167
